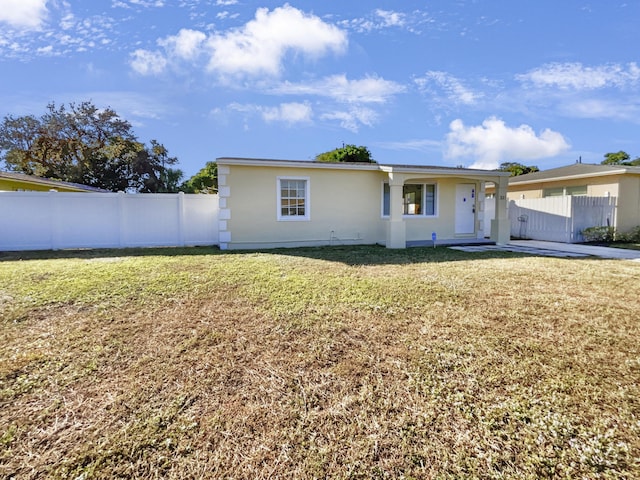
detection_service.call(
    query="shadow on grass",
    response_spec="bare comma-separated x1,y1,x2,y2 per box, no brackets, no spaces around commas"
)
266,244,536,265
0,243,581,265
0,245,224,262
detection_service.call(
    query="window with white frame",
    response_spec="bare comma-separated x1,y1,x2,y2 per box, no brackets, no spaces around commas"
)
543,185,587,197
565,185,587,196
382,183,436,216
277,177,309,221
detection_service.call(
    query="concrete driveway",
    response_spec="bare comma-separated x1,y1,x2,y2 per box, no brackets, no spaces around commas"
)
451,240,640,261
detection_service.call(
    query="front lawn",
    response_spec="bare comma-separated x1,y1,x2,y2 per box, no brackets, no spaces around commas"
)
1,246,639,479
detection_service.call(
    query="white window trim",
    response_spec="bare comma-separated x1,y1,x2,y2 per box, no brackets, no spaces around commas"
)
381,182,438,218
277,176,310,221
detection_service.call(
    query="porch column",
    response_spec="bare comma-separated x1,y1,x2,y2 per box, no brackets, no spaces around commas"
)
490,175,510,244
386,174,406,249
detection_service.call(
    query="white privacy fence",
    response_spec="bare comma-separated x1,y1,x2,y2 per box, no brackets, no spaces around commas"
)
484,195,617,243
508,196,616,243
0,191,219,251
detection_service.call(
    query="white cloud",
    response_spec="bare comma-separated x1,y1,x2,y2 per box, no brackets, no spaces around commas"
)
158,28,206,60
445,117,570,169
262,102,312,124
376,139,442,153
272,74,405,103
0,2,119,60
206,5,347,77
340,8,431,34
129,5,347,78
117,0,165,7
0,0,48,29
129,49,168,75
83,91,171,122
320,107,378,132
224,101,312,126
560,98,640,122
227,102,255,114
36,45,54,55
340,8,410,33
517,62,640,90
216,0,238,5
415,71,481,105
375,9,405,28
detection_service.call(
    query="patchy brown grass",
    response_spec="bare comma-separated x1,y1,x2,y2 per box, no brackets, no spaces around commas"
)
1,246,639,479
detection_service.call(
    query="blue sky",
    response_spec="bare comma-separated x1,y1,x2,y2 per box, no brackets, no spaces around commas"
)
1,1,639,178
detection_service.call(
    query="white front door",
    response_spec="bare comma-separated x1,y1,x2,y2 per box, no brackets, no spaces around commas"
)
455,184,476,234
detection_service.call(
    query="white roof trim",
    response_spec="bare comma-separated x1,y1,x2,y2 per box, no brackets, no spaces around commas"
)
216,157,510,178
217,157,379,171
510,169,634,186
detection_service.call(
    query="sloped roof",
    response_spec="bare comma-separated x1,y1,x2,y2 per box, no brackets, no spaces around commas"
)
0,171,110,192
509,163,640,185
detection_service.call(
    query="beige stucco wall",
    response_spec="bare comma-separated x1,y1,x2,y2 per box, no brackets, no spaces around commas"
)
403,177,481,241
617,175,640,233
490,173,640,233
222,164,385,248
220,163,489,249
504,175,622,200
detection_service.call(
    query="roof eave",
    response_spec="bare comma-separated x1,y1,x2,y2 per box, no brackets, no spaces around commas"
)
380,164,510,178
509,168,632,186
217,157,509,177
216,157,380,171
0,172,108,192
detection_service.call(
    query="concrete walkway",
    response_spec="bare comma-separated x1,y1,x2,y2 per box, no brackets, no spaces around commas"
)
450,240,640,261
508,240,640,260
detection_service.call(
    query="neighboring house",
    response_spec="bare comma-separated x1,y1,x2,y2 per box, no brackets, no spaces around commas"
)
216,157,511,250
502,163,640,235
0,171,108,192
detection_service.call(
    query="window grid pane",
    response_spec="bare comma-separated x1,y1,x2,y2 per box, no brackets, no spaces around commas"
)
280,179,306,217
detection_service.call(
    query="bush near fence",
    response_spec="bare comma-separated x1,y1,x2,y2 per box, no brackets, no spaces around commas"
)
582,225,640,243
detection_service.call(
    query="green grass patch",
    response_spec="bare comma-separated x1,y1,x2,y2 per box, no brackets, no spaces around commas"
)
1,245,639,478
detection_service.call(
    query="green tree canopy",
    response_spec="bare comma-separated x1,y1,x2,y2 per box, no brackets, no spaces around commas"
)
180,161,218,193
0,101,183,192
315,144,375,163
498,162,540,176
602,151,640,166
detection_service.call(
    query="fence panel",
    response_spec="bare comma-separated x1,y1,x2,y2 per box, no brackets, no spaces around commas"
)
183,194,220,246
509,197,572,242
0,192,58,250
508,196,617,243
53,193,122,248
121,194,184,247
0,191,219,251
570,196,616,241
